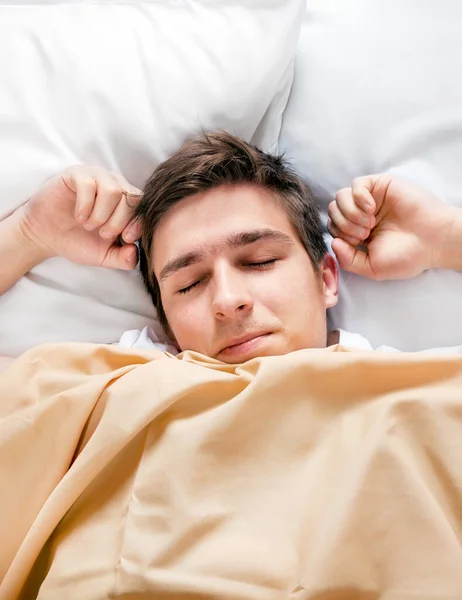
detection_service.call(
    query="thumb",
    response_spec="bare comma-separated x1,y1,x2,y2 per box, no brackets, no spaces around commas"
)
101,243,138,270
331,238,377,280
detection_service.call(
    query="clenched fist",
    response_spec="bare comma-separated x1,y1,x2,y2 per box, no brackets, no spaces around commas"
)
328,174,456,280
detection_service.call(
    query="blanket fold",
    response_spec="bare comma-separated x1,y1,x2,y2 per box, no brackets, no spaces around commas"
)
1,343,462,599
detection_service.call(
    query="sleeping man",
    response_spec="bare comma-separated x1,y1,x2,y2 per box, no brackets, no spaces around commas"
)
4,133,462,599
1,131,461,367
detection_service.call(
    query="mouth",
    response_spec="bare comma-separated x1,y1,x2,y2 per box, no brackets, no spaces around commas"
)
218,332,272,358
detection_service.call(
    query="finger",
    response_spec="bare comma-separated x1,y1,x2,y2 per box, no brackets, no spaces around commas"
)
328,220,362,247
84,173,124,231
97,173,143,239
100,198,139,241
328,201,371,242
112,173,143,200
334,188,375,228
351,175,383,214
70,175,97,223
331,238,377,280
100,243,138,270
122,218,142,243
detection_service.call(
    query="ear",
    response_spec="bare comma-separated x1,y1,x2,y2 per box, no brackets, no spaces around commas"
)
320,253,339,309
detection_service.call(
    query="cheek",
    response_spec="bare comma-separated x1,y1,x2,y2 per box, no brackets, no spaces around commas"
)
164,298,209,349
257,284,290,314
260,267,326,331
257,263,319,310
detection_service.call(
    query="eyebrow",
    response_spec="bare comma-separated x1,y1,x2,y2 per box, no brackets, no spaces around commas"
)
158,228,294,282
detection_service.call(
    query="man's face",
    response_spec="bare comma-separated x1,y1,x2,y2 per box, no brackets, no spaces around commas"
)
152,184,338,363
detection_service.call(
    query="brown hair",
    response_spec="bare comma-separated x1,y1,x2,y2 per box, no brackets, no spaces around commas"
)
136,131,327,336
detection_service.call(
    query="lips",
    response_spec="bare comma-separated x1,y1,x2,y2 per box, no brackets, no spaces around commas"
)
218,332,271,356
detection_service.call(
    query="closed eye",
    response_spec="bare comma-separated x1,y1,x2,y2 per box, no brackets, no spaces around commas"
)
248,259,277,269
178,280,201,295
177,260,277,294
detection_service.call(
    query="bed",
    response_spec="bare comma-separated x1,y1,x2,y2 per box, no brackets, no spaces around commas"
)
1,1,462,598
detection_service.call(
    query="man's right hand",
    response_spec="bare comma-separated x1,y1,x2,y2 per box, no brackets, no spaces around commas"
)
16,165,143,270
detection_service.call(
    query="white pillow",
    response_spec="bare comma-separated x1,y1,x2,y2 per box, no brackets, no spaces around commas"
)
0,0,304,357
280,0,462,351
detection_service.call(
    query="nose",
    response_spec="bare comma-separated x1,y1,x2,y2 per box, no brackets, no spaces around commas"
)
211,265,253,320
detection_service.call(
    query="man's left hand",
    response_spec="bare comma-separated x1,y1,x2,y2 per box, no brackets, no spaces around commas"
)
328,174,455,280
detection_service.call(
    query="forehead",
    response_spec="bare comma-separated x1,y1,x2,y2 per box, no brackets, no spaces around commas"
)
152,184,297,273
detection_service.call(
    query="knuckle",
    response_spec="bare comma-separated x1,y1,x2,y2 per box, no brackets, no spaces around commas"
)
104,185,121,198
343,204,357,220
73,165,96,179
334,189,344,202
83,178,96,189
87,214,106,228
75,176,96,192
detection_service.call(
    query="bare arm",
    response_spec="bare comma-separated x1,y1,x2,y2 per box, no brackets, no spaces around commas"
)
0,208,49,296
435,206,462,272
0,210,47,370
0,168,142,368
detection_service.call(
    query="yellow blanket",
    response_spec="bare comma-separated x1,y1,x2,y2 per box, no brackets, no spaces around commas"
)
1,343,462,599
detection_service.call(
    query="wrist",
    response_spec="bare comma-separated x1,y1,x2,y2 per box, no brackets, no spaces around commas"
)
6,206,54,266
432,206,462,271
0,207,55,295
